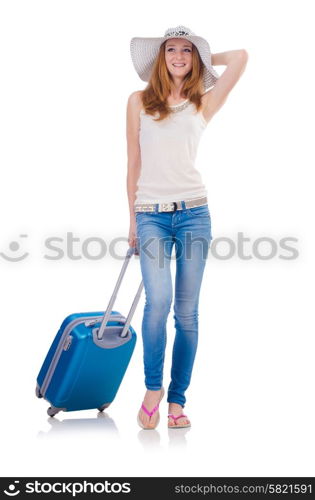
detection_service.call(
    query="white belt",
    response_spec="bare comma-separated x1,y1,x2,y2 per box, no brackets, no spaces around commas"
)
134,196,208,213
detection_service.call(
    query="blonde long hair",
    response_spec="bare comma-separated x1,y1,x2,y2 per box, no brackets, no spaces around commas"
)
141,40,206,122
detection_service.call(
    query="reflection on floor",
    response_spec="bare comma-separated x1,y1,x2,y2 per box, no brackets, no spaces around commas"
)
37,411,191,448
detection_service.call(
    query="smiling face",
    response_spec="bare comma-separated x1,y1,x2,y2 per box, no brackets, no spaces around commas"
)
164,38,193,80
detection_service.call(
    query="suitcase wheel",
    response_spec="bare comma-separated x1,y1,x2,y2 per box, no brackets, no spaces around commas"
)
47,406,60,417
98,403,111,412
35,384,43,399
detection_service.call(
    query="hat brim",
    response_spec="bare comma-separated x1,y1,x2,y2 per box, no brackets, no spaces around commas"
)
130,34,219,90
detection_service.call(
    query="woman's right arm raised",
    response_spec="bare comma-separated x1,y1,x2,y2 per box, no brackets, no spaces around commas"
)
126,90,142,251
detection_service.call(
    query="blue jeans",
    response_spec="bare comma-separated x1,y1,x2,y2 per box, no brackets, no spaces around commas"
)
135,203,212,407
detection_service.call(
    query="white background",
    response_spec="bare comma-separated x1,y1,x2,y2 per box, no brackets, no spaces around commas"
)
0,0,314,478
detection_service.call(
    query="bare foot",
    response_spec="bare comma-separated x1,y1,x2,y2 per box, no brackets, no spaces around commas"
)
138,388,164,429
168,402,190,427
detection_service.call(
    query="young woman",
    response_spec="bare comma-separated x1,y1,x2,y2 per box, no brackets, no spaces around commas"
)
126,25,248,429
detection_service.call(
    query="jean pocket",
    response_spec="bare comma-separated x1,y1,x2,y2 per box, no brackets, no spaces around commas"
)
135,212,144,224
135,211,158,224
187,205,210,218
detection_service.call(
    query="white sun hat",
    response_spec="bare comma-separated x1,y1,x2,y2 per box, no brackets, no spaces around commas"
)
130,25,219,91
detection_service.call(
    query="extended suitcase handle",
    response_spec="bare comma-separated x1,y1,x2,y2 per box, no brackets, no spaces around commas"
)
96,247,143,340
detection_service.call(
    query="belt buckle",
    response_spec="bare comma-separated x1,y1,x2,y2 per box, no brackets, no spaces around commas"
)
159,202,176,212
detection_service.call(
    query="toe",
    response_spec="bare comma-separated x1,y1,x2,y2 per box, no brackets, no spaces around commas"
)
176,417,189,426
139,408,159,428
139,410,148,427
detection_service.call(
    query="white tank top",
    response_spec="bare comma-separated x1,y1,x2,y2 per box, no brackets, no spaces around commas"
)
134,100,208,204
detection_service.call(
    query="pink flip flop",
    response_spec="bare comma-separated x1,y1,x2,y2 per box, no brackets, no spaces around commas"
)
168,413,191,428
137,387,165,430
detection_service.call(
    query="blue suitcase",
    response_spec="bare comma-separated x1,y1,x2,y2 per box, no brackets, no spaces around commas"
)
35,247,143,417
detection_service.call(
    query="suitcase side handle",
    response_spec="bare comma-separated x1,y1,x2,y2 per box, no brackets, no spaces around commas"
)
96,247,143,340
